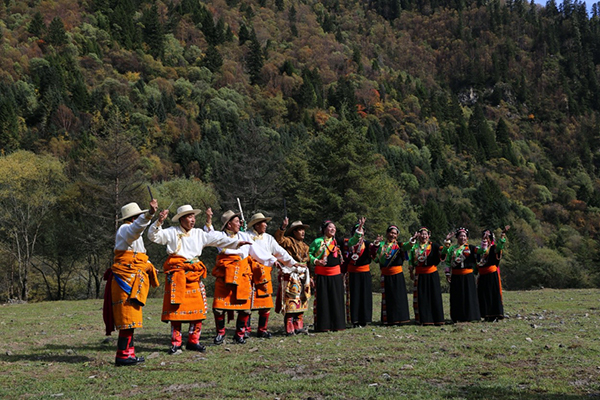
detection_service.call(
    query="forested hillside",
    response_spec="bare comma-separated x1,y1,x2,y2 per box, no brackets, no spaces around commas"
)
0,0,599,301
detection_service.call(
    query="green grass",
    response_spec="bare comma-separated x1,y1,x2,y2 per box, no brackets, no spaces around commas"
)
1,289,599,399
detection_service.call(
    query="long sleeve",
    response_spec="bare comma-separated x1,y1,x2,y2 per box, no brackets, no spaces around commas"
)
274,228,291,247
147,220,169,245
203,230,241,250
114,213,152,252
309,237,327,266
268,235,297,267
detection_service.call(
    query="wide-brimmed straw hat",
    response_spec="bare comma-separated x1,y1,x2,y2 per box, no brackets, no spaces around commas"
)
172,205,201,222
247,212,272,228
220,210,241,231
118,202,148,221
285,220,309,236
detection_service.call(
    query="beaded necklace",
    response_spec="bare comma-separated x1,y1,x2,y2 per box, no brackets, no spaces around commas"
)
350,237,365,261
416,242,431,264
321,237,338,258
452,243,470,268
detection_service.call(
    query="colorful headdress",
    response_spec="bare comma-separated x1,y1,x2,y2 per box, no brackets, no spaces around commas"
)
386,225,399,234
321,220,334,234
455,227,469,237
418,227,430,234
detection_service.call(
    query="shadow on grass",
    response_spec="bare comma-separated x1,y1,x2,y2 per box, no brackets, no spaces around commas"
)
0,333,168,364
446,383,599,399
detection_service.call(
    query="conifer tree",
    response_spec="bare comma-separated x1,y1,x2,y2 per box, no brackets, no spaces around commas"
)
142,4,165,59
239,22,250,45
28,12,45,37
247,29,264,85
46,17,67,46
202,44,223,72
469,103,498,160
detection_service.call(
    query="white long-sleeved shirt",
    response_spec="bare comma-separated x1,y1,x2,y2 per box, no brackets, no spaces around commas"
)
246,229,297,268
114,213,153,253
147,222,240,260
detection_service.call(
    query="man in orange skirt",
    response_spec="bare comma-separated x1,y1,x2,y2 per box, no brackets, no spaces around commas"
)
148,205,250,353
104,200,160,366
245,213,299,338
209,210,256,344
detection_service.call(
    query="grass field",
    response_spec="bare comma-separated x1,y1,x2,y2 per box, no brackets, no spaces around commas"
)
0,289,599,399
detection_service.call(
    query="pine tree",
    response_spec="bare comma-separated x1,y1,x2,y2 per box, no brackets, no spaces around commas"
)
28,12,45,37
421,200,449,240
239,23,250,45
202,44,223,72
247,29,264,85
142,4,165,59
469,103,498,160
46,17,67,46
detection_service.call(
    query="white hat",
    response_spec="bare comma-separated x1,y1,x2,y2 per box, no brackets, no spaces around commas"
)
247,212,272,228
172,205,201,222
220,210,241,231
118,202,148,221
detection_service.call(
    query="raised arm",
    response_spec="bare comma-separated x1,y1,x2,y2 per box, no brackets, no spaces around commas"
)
147,208,170,245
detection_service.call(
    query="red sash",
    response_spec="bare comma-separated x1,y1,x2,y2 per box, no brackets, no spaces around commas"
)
348,264,370,273
478,265,498,275
381,265,403,276
315,265,341,276
451,268,473,275
416,265,437,274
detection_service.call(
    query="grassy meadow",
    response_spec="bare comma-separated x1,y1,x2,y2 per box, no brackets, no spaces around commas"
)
0,289,599,399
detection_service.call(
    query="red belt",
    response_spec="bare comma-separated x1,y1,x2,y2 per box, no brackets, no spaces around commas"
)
348,264,370,273
381,265,403,276
416,265,437,274
478,265,498,275
315,265,341,276
451,268,473,275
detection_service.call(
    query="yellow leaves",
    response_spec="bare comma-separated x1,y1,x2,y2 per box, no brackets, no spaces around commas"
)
0,150,66,207
124,71,141,82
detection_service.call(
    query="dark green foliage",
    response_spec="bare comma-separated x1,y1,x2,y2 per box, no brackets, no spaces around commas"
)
142,4,165,59
46,17,67,46
110,0,142,50
0,84,19,151
202,45,223,72
328,76,357,118
247,29,264,85
28,12,45,37
238,22,250,45
368,0,401,20
471,177,510,229
420,200,449,240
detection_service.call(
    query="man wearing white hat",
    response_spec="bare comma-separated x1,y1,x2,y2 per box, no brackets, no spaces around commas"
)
244,212,299,338
274,217,311,335
208,210,256,344
147,205,250,353
104,199,160,366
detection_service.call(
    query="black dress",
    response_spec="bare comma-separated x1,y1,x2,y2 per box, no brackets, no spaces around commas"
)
310,237,346,332
447,244,481,322
477,243,504,321
372,241,410,326
406,241,445,325
343,239,373,326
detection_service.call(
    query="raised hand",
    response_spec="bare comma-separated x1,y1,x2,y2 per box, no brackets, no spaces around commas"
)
149,199,158,215
157,209,169,224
